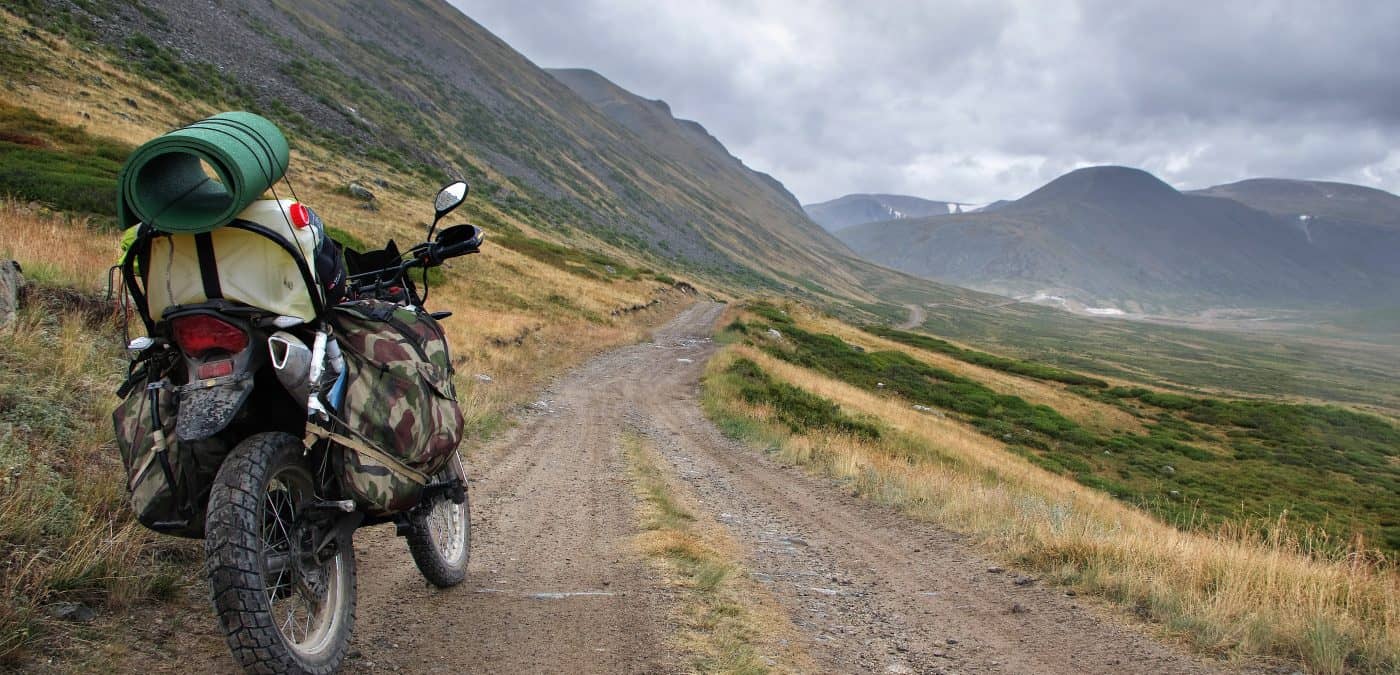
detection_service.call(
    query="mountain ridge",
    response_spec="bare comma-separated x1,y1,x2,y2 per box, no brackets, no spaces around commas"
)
803,193,965,232
545,68,808,213
837,166,1400,312
1189,177,1400,229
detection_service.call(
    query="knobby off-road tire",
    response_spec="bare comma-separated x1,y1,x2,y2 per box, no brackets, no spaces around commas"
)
205,432,356,674
406,450,470,587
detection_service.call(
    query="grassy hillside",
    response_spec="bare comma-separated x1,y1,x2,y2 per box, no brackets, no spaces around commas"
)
884,292,1400,418
738,303,1400,553
708,302,1399,672
6,1,1395,416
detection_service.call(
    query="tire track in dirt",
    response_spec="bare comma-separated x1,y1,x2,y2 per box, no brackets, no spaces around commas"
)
615,302,1234,674
344,302,726,673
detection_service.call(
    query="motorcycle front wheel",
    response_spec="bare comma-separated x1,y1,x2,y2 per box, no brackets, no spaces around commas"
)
205,432,356,674
406,450,470,587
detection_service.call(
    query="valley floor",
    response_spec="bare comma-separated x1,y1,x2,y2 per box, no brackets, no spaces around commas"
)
53,303,1251,674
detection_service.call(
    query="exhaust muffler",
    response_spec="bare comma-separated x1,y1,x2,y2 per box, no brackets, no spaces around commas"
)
269,331,346,409
268,332,312,404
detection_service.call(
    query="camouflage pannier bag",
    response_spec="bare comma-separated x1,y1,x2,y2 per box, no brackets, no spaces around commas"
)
112,357,224,537
330,299,464,514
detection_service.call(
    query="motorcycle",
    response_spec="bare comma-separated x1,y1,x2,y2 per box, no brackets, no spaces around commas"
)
114,181,483,673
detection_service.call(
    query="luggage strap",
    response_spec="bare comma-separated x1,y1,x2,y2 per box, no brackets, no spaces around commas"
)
305,422,429,485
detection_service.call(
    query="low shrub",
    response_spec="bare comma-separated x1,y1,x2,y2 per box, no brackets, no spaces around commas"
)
723,358,880,441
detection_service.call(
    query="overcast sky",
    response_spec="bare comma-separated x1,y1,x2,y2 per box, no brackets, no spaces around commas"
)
451,1,1400,205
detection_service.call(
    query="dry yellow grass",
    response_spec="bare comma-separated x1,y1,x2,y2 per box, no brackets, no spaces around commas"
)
0,309,198,664
623,431,814,674
0,202,121,292
705,345,1400,674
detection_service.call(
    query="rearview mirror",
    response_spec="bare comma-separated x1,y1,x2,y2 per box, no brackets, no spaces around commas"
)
433,181,469,222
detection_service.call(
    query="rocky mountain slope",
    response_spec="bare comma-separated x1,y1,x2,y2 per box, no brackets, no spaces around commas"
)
5,0,905,302
838,166,1400,313
547,68,804,211
803,193,962,232
543,67,858,279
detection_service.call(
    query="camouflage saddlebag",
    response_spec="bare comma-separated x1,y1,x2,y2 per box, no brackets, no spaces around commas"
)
112,361,208,537
331,299,463,514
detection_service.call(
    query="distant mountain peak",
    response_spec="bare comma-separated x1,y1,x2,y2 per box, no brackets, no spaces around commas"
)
803,193,963,233
1190,178,1400,228
1017,165,1180,207
836,165,1400,312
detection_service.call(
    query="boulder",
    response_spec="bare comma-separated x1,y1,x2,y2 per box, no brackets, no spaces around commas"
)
46,601,96,623
346,182,376,201
0,260,22,325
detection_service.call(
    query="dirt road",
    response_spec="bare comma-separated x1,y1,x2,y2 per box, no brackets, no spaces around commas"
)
343,301,1232,674
898,303,926,330
96,301,1232,674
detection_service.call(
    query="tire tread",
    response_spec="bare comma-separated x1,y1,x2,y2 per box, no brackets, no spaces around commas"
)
204,432,355,675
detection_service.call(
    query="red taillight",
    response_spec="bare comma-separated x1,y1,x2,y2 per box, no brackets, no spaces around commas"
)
171,315,248,356
196,359,234,379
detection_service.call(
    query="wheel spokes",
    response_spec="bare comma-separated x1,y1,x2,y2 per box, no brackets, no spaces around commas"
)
425,465,465,562
259,471,337,651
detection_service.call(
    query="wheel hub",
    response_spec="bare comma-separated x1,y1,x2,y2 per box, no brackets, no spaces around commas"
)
290,521,334,600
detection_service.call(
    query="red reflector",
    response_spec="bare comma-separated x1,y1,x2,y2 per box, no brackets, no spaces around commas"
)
289,202,311,229
196,359,235,379
171,315,249,357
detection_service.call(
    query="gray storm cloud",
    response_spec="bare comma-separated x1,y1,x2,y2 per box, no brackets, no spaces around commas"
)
451,0,1400,204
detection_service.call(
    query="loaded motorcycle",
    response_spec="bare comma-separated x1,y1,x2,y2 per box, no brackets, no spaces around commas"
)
114,170,483,673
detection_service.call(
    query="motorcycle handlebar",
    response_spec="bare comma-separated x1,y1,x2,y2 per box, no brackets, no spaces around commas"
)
412,232,484,268
435,236,484,261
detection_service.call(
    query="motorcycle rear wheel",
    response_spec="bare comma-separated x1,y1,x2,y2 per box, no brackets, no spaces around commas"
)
205,432,356,674
406,450,470,587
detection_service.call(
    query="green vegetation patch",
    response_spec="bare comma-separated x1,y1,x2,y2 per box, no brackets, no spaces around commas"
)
1106,387,1400,551
735,303,1400,554
0,104,130,220
910,297,1400,414
122,33,252,107
866,325,1109,387
723,357,880,441
324,226,370,253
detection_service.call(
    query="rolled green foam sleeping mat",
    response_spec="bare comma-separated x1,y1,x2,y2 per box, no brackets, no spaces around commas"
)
118,111,290,233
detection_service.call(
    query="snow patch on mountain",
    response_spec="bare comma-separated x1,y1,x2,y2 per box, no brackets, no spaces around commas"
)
1084,307,1126,316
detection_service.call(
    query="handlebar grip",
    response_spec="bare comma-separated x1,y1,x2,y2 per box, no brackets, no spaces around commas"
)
436,234,484,260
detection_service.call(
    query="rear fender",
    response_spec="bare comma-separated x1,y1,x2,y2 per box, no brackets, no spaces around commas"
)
175,373,256,441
